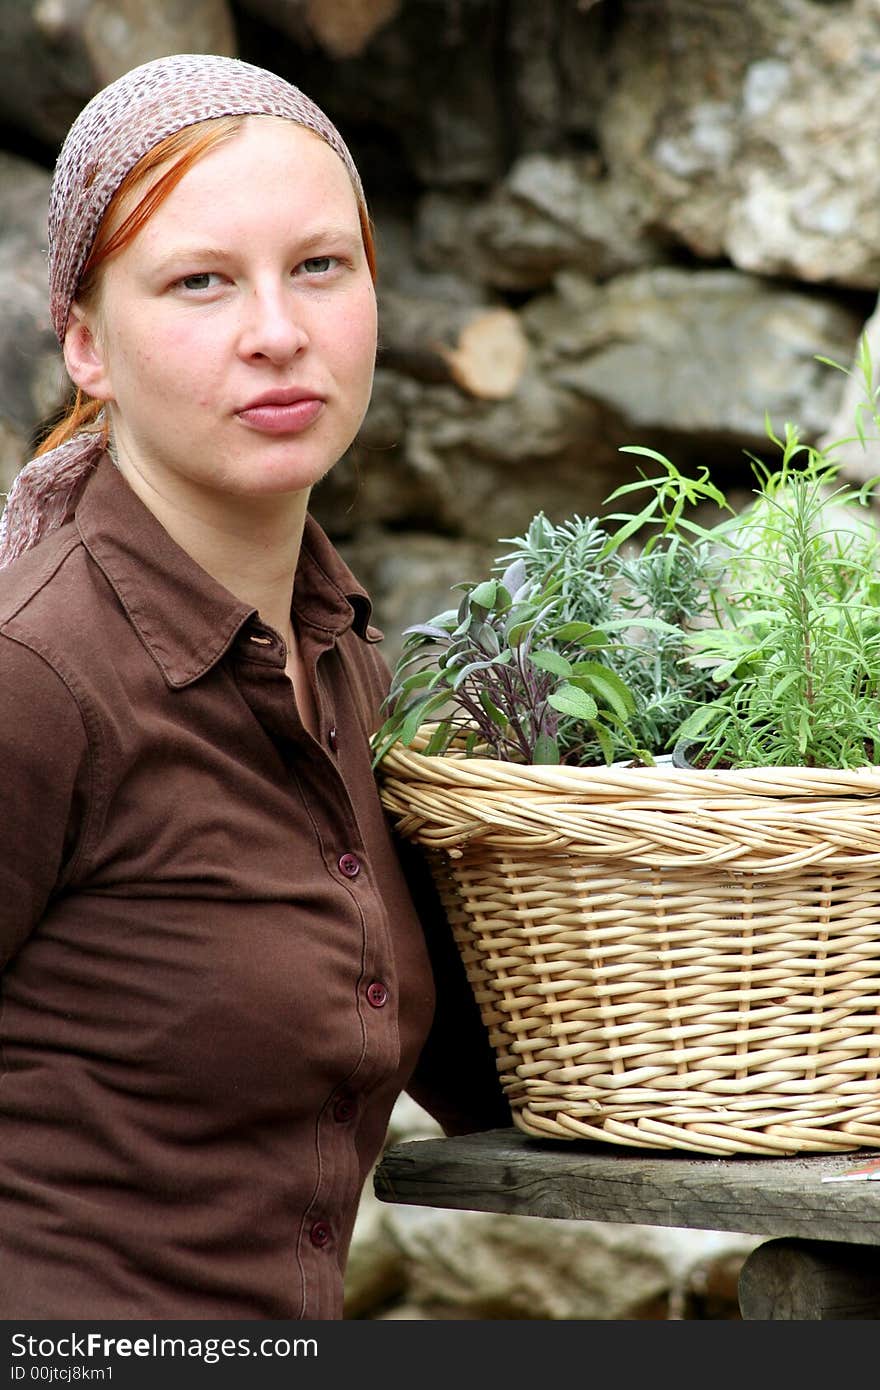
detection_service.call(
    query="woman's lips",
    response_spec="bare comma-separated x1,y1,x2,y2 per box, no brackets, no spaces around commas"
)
236,397,324,434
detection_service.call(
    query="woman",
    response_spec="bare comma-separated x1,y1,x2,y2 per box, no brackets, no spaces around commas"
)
0,53,507,1319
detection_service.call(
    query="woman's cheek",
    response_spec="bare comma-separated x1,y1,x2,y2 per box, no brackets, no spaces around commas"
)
342,290,379,379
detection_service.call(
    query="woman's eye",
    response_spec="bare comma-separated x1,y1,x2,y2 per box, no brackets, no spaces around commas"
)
299,256,337,275
179,272,220,291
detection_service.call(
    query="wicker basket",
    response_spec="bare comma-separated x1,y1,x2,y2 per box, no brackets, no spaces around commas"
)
378,739,880,1156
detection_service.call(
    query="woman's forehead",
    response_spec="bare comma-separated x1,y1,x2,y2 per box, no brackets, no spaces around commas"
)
113,118,362,249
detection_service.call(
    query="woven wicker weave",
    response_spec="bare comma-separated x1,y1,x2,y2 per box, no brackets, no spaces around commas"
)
378,740,880,1156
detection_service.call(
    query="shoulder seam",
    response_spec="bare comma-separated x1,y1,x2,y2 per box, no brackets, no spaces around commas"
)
0,530,82,627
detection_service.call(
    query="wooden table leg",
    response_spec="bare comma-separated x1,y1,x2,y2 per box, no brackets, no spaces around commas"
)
738,1238,880,1319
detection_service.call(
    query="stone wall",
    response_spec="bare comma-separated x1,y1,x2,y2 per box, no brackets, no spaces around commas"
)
2,0,876,1318
4,1,878,664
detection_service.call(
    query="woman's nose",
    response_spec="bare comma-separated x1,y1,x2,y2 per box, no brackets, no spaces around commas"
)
238,286,309,363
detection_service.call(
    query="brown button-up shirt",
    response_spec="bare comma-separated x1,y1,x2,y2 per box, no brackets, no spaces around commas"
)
0,456,507,1319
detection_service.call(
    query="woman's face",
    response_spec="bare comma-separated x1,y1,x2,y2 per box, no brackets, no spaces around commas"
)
65,117,377,515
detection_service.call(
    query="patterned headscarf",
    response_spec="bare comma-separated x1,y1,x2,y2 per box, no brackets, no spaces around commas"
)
0,53,365,569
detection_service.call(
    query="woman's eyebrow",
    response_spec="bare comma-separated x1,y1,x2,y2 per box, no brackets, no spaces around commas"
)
151,245,230,273
292,224,363,251
151,226,362,273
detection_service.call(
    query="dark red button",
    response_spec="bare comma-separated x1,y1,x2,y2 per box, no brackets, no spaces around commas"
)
333,1095,356,1123
366,980,388,1008
309,1219,332,1248
327,726,338,752
338,853,361,878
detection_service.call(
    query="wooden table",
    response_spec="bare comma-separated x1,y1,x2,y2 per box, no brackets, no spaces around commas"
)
374,1127,880,1318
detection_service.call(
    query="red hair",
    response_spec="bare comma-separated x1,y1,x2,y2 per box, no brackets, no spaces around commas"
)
38,116,376,457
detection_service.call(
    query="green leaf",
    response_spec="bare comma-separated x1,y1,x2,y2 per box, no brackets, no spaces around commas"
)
451,656,505,688
398,703,430,747
550,621,607,645
402,617,457,640
797,709,812,752
814,354,847,374
507,620,533,648
479,689,509,728
470,580,498,609
770,671,802,700
530,650,573,676
548,684,599,719
424,721,456,756
569,663,636,718
601,513,652,554
593,723,614,765
399,691,451,746
675,703,723,739
474,624,501,656
532,733,560,764
391,666,441,700
370,727,399,768
618,445,676,468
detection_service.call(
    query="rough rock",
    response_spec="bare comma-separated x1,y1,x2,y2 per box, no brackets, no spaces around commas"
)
318,264,862,561
0,153,66,489
0,0,236,148
343,1096,440,1318
525,265,864,443
415,154,663,292
381,1201,758,1321
599,0,880,288
377,288,528,400
342,1183,406,1320
355,369,620,542
237,0,402,57
505,0,611,155
237,0,510,188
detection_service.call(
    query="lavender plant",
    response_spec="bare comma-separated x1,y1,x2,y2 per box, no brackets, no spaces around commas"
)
372,456,727,768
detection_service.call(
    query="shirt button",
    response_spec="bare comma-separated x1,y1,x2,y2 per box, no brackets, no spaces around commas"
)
327,726,338,752
333,1094,356,1123
338,852,361,878
366,980,388,1008
309,1219,332,1248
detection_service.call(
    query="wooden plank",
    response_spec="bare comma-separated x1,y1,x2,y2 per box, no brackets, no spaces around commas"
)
374,1128,880,1245
738,1238,880,1319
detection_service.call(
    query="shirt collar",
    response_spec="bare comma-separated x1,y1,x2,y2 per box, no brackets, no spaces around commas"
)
75,455,381,689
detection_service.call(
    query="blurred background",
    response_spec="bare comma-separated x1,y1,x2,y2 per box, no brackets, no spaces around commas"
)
3,0,879,1317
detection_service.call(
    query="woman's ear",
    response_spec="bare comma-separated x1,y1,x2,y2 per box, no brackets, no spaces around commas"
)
63,302,113,401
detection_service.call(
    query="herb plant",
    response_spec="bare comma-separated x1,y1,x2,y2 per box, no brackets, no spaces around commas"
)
677,424,880,768
372,457,729,768
373,337,880,772
369,561,638,768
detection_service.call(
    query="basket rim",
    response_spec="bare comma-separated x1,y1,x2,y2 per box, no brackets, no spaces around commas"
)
376,729,880,803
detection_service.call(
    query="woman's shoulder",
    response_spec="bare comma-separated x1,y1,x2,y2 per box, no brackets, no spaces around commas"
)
0,519,85,623
0,520,102,705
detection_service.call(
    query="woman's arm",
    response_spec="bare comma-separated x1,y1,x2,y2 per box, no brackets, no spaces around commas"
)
0,634,90,965
395,834,512,1137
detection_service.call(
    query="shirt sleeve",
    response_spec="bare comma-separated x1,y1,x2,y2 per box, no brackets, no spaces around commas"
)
395,834,512,1137
0,634,90,967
